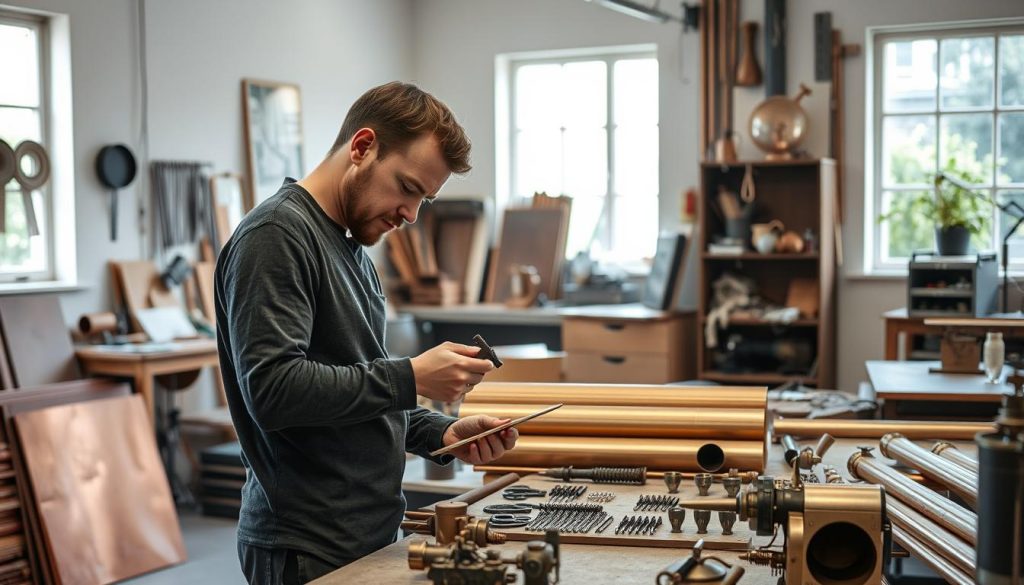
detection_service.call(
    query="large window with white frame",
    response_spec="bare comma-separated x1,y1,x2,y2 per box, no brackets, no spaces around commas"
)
508,49,659,262
0,12,53,282
870,21,1024,273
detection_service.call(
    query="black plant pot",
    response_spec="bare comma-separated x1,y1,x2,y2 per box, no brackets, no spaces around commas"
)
935,225,971,256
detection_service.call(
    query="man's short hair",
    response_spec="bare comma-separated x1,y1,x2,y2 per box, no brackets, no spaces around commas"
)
330,81,471,174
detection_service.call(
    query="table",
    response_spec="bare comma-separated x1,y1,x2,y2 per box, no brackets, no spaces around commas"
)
883,308,1024,360
75,339,220,422
866,359,1009,419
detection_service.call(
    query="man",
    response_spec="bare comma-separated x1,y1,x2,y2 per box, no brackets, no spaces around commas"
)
216,82,518,584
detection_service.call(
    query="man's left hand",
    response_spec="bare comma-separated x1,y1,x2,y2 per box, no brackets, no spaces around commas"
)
441,415,519,465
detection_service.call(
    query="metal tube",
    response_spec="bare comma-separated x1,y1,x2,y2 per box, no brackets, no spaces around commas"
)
474,465,762,483
887,498,975,575
848,450,977,544
932,441,979,474
444,472,520,506
457,402,766,440
880,433,978,508
891,526,974,585
465,382,767,409
780,434,799,464
775,418,994,440
494,435,766,472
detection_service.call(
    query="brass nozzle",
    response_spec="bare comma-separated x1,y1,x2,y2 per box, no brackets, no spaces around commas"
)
675,496,738,513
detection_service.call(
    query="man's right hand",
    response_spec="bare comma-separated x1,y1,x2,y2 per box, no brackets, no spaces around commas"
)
410,342,496,402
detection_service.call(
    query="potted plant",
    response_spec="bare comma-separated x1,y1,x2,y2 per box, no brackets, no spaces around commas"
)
880,165,991,256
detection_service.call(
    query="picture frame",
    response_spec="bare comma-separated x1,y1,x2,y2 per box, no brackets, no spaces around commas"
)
241,79,305,207
209,172,247,248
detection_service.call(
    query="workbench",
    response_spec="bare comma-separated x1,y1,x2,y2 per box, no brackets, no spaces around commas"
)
313,437,977,584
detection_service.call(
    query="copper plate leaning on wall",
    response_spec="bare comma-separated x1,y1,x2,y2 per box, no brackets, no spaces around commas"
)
465,383,768,410
458,402,766,441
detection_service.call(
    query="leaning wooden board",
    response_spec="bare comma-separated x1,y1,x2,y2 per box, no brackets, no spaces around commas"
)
465,473,751,550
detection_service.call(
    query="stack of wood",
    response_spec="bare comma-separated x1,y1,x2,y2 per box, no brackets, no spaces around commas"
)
386,199,487,306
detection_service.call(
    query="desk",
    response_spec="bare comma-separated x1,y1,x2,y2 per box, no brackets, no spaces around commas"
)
866,359,1008,419
883,307,1024,360
403,303,568,351
75,339,220,422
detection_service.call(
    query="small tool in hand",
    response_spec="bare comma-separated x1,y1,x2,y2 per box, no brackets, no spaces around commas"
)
472,334,503,368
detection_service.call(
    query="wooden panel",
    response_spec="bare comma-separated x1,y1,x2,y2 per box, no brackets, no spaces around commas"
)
0,294,80,388
194,261,216,323
485,208,567,303
564,352,682,384
563,317,681,355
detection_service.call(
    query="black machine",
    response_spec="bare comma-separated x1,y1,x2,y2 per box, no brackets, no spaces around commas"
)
907,252,997,318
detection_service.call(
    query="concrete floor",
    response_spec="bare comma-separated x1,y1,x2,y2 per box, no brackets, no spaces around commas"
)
123,511,245,585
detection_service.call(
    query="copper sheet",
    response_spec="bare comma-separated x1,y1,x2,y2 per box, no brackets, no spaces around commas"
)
774,418,993,440
492,435,766,472
465,382,767,409
458,403,765,440
15,394,186,585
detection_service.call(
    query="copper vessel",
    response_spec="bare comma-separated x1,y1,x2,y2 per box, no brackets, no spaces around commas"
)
466,383,767,409
748,84,811,160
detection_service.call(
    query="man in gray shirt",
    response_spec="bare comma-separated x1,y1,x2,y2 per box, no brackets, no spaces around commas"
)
216,82,517,584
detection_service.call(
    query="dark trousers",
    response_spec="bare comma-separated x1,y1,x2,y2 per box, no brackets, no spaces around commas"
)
237,541,340,585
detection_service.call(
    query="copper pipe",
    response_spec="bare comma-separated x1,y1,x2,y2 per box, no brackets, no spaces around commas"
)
775,418,993,440
444,472,519,507
494,435,765,472
891,526,974,585
848,450,977,544
458,402,765,440
473,465,761,483
888,498,975,575
880,433,978,508
465,383,767,410
931,441,979,474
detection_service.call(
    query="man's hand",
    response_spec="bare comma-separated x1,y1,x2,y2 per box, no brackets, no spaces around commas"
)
441,415,518,465
410,342,495,403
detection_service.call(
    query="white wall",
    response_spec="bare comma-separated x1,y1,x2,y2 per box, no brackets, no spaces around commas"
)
413,0,1023,393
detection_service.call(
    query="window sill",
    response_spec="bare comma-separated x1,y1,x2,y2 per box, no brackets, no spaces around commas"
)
0,280,85,295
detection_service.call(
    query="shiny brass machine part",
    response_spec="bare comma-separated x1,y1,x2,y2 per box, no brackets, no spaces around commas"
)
458,402,766,440
655,539,745,584
677,479,888,585
464,382,768,410
541,465,647,485
879,433,978,508
402,501,506,547
408,530,560,585
930,441,979,474
848,447,977,545
774,418,994,440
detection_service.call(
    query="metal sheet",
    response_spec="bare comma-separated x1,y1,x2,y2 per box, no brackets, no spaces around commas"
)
464,382,767,409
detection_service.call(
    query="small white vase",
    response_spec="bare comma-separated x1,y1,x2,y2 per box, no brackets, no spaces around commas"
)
983,332,1005,383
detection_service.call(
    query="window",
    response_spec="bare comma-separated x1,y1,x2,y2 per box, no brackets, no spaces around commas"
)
0,13,53,282
870,21,1024,272
507,48,659,262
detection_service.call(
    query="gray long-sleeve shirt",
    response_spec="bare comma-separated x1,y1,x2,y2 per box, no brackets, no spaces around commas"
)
215,179,455,566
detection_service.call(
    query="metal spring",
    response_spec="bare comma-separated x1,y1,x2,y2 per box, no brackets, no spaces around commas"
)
592,466,647,485
740,550,785,576
549,484,587,502
587,491,616,503
527,503,607,533
613,514,663,536
633,495,679,512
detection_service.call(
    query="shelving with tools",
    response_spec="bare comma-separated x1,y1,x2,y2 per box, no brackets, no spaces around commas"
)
697,159,837,388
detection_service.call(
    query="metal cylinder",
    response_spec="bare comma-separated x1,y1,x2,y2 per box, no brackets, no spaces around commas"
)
775,418,994,440
780,434,799,465
891,526,974,585
476,465,761,483
458,402,766,440
465,382,767,409
879,433,978,508
848,450,977,544
887,498,974,575
434,501,468,544
976,430,1024,584
493,435,766,472
931,441,979,474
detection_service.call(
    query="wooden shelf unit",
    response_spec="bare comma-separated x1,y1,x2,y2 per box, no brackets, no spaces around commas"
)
697,159,837,388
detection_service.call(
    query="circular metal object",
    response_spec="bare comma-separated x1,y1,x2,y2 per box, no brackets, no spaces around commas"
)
13,140,50,190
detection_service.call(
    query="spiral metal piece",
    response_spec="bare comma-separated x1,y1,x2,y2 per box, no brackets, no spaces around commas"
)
739,550,785,576
541,465,647,485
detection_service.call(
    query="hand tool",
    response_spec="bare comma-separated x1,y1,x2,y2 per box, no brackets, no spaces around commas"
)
472,334,503,368
430,403,562,457
501,485,546,500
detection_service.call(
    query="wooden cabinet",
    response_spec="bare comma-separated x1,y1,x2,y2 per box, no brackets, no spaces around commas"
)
561,306,695,383
697,160,837,388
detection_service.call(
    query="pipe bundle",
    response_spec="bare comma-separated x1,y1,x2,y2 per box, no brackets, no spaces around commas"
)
462,382,767,473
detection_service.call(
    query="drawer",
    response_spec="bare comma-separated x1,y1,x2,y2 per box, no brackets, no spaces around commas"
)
564,352,684,384
562,317,682,354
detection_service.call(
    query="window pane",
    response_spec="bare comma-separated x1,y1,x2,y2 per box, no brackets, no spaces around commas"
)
0,23,39,107
0,106,41,145
999,113,1024,185
0,188,47,273
565,195,604,258
939,37,995,110
514,128,562,198
614,125,659,197
882,115,936,187
881,190,934,260
563,127,607,197
610,195,658,260
614,58,658,126
884,39,936,113
999,35,1024,107
562,61,606,129
515,64,561,130
939,114,993,184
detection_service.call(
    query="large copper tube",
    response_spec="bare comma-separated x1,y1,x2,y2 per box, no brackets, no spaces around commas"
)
458,402,765,440
445,472,519,506
473,466,762,483
464,382,767,409
880,433,978,509
888,498,975,575
775,418,993,440
931,441,979,474
891,526,974,585
493,435,765,472
848,450,977,544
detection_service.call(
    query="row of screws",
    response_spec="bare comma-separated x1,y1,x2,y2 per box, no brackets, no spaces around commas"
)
549,484,587,502
526,503,604,532
614,515,663,535
587,491,616,502
634,495,679,512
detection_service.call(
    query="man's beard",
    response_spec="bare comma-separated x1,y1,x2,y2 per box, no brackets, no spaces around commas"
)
341,168,386,246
